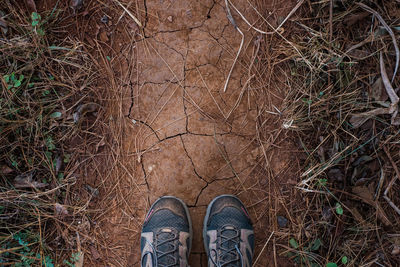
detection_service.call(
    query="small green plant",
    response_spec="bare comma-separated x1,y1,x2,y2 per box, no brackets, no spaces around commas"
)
1,3,99,266
45,136,56,151
31,12,44,35
287,238,322,266
335,203,343,215
31,12,41,26
3,73,24,90
64,252,81,267
2,231,54,267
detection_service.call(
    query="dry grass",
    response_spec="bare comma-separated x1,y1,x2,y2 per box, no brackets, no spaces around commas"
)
3,0,400,266
0,1,106,265
252,0,400,266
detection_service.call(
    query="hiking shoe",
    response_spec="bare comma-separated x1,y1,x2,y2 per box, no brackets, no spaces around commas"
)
141,196,192,267
203,195,254,267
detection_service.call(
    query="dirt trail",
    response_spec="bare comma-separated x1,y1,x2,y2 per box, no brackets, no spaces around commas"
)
95,0,296,266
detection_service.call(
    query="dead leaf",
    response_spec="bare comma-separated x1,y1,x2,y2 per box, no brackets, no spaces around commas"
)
90,245,101,260
1,165,13,174
346,48,370,59
352,186,391,226
55,203,69,217
349,207,364,223
99,31,109,42
350,107,391,128
25,0,37,12
328,168,343,181
380,52,399,105
73,103,99,123
371,77,388,102
343,11,369,26
13,172,47,189
392,245,400,255
71,0,84,10
0,17,8,35
392,116,400,125
56,156,62,174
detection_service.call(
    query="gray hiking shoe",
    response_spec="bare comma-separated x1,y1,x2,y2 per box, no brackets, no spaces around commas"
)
141,196,192,267
203,195,254,267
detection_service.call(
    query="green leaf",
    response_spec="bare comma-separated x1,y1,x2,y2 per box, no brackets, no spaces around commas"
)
48,46,73,51
31,12,40,21
32,20,39,27
43,255,54,267
310,238,321,251
63,154,70,163
46,137,55,150
3,74,10,83
335,203,343,215
326,263,337,267
14,80,21,87
19,74,24,81
342,256,348,264
289,238,299,249
50,111,62,118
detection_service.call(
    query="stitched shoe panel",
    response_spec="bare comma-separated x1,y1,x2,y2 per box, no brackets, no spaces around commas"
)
203,195,254,267
141,196,192,267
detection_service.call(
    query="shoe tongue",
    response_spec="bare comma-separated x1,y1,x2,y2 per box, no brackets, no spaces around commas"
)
156,228,178,266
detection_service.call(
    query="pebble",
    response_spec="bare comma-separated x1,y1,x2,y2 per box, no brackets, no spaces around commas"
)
101,15,109,24
277,216,288,228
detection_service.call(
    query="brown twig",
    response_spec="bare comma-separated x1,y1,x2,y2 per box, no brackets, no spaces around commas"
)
357,2,399,82
383,146,400,216
223,0,244,93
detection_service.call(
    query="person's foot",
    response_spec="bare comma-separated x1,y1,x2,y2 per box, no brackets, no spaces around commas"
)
203,195,254,267
141,196,192,267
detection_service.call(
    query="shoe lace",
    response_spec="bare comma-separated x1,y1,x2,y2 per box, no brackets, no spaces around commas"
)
141,228,180,267
209,225,243,267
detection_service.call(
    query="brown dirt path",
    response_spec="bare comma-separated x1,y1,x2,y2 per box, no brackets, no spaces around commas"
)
84,0,298,266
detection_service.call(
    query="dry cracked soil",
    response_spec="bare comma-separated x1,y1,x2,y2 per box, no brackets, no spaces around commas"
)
85,0,297,266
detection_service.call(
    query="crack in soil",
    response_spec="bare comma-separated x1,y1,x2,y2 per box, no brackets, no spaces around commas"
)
98,0,297,266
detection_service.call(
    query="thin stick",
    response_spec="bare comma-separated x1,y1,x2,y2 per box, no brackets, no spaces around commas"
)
276,0,305,31
253,231,274,265
380,51,400,124
227,0,305,35
240,0,312,68
380,52,399,105
383,146,400,216
357,2,399,82
223,0,244,92
226,74,254,119
113,0,142,27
